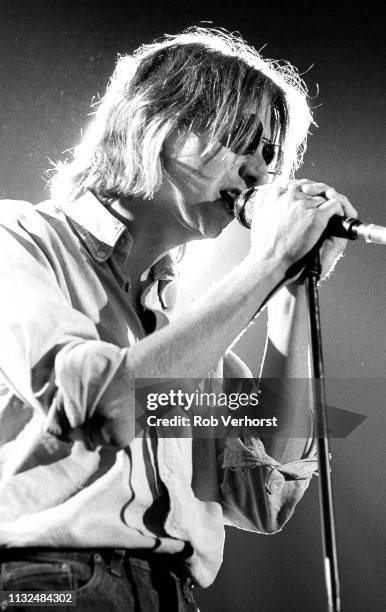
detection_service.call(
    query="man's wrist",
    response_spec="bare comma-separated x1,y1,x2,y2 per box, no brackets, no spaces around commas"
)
240,253,288,292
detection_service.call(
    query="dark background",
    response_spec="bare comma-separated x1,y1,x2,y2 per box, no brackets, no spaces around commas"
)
1,1,385,610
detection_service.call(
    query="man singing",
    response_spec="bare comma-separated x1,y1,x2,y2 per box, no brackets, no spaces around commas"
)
0,27,356,611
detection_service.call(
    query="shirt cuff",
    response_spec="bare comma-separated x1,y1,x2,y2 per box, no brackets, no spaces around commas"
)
222,437,318,494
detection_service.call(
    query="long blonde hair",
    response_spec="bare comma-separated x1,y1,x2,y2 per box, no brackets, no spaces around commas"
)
50,27,313,202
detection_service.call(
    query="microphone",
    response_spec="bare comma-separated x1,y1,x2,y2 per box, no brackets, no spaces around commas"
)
234,187,386,245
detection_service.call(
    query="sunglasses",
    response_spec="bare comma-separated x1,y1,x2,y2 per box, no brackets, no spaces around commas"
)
219,115,281,171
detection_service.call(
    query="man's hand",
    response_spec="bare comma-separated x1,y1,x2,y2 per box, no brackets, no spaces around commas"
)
295,179,358,278
247,178,358,281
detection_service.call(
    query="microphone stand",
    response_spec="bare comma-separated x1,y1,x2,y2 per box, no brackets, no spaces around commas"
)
234,187,386,610
305,248,341,612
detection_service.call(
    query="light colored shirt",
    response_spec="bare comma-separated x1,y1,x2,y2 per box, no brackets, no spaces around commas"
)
0,192,317,587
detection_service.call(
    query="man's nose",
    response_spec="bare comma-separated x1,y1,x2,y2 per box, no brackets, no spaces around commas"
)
238,159,269,188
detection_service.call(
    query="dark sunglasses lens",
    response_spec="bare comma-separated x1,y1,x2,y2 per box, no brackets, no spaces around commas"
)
262,143,278,166
243,128,263,156
220,116,263,155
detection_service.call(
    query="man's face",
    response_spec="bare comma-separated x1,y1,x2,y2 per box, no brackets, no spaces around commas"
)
155,110,274,240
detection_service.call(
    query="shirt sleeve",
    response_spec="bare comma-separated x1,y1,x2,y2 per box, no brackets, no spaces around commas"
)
218,350,317,533
0,202,135,448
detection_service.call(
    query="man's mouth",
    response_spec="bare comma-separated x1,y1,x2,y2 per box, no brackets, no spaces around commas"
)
219,190,241,216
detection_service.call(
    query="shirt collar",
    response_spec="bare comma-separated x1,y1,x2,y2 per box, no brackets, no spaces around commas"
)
60,191,130,263
59,191,179,288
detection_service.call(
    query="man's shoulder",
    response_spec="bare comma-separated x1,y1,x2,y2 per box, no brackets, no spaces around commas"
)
0,198,65,232
0,198,34,222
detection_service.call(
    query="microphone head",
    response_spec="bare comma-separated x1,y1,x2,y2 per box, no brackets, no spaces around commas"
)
234,187,259,229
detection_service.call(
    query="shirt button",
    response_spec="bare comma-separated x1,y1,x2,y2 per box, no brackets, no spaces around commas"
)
96,249,107,258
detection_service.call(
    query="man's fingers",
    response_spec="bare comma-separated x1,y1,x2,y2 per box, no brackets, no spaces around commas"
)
318,198,346,221
300,181,331,196
303,195,326,208
300,183,358,217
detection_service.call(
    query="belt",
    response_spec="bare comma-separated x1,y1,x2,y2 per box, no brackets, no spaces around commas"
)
0,547,194,586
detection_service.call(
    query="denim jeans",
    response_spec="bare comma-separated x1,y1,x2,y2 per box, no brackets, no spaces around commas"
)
0,549,199,611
